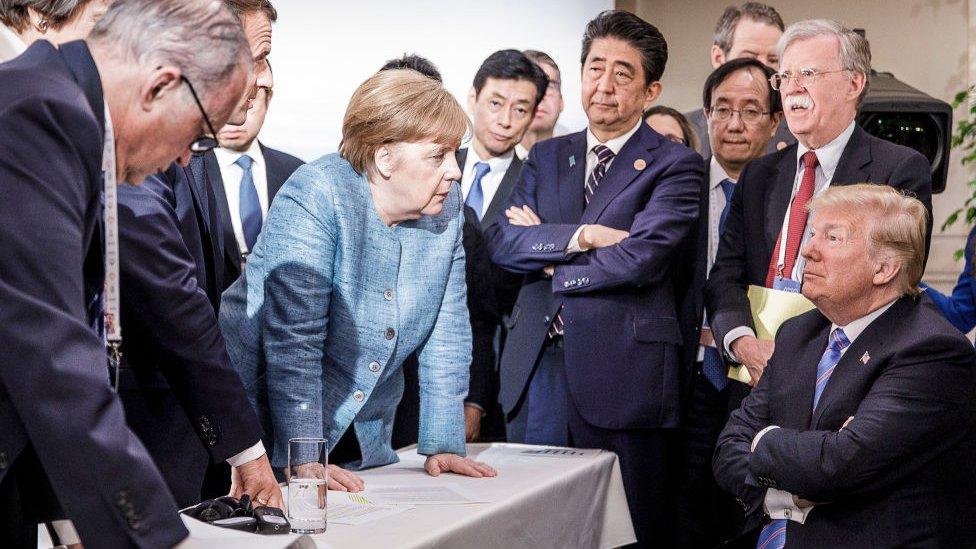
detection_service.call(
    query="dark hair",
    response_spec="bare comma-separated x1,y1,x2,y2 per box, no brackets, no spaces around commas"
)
222,0,277,23
473,49,549,108
380,53,442,82
713,2,784,54
523,49,560,77
642,106,699,150
0,0,93,31
702,57,780,113
581,10,667,86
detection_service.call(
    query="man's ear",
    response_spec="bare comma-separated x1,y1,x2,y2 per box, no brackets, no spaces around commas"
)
373,144,395,179
710,45,726,69
643,81,662,111
769,111,782,137
140,66,182,113
873,257,901,287
848,71,867,103
467,87,477,114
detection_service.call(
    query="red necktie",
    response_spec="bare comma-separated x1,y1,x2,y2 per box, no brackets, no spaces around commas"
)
766,151,819,287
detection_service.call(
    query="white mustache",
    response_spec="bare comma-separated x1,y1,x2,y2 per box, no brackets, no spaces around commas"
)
785,95,813,109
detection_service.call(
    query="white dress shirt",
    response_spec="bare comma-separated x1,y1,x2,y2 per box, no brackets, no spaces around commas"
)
459,146,514,219
724,121,857,358
214,141,269,255
566,120,643,252
754,298,897,523
699,159,735,360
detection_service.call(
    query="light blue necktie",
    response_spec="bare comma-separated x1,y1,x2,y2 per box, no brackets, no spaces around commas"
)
236,154,261,250
466,161,491,220
701,178,737,390
756,327,850,549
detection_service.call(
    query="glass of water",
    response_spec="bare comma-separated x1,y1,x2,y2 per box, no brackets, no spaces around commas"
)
287,437,328,534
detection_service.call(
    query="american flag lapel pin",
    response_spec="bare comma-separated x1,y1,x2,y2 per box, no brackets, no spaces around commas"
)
569,155,576,167
860,351,870,365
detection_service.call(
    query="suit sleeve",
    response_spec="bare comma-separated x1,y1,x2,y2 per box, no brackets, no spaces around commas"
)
713,353,773,523
922,225,976,332
484,148,584,273
0,95,187,546
258,165,337,463
117,177,263,463
551,151,703,294
704,160,759,351
417,194,470,456
750,333,975,502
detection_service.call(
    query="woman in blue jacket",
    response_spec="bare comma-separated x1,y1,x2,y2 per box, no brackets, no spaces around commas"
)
923,226,976,333
220,70,496,488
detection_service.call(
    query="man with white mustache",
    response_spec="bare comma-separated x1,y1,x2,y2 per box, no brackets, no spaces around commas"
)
704,19,933,393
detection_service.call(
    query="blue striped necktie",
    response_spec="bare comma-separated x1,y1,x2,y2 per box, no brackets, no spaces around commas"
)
756,327,850,549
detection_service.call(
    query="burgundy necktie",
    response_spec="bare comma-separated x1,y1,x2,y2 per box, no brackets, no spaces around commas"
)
766,151,818,287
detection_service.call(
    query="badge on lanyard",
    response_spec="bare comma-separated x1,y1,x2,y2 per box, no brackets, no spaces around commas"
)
773,196,803,294
772,276,802,293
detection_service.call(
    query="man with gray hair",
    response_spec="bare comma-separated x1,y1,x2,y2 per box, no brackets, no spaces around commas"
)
0,0,251,545
686,2,794,157
714,184,976,548
705,19,933,401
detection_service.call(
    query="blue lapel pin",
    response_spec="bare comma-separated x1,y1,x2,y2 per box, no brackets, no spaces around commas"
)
569,155,576,167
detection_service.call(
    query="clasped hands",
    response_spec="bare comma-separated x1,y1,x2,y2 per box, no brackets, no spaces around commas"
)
505,205,629,276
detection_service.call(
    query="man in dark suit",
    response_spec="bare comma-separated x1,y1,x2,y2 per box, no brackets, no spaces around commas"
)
685,2,794,158
116,0,286,509
486,11,703,546
705,19,933,392
0,0,252,545
393,50,547,447
714,184,976,548
208,87,303,290
676,57,782,548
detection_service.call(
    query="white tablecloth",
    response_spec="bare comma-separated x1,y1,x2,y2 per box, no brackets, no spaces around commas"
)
43,443,636,548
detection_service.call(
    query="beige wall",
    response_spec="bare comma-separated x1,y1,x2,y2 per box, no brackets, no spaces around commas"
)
621,0,973,288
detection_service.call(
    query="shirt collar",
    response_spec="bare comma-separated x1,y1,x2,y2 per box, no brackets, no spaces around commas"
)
467,146,514,173
0,25,26,56
709,157,733,190
831,298,897,344
215,139,262,169
586,119,643,157
796,120,856,180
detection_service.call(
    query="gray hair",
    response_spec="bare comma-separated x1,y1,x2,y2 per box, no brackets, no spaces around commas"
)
777,19,872,101
713,2,784,54
0,0,92,31
87,0,251,98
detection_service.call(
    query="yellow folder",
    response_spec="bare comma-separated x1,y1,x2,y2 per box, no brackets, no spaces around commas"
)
727,285,816,383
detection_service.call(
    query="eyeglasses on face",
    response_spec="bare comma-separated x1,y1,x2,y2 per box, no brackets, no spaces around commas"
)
769,68,850,91
707,105,770,124
180,75,219,153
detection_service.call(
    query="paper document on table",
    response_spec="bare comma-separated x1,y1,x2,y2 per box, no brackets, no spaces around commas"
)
727,285,816,384
327,491,413,525
362,483,487,505
518,447,602,458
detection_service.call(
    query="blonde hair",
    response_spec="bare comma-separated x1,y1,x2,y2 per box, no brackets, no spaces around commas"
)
807,184,928,296
340,69,470,174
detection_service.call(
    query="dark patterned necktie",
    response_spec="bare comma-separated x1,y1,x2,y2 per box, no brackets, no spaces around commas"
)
547,144,617,338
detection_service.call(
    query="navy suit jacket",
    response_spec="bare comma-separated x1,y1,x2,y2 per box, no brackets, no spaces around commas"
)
0,40,186,546
116,157,263,505
713,296,976,547
705,126,934,354
204,144,304,290
486,123,704,429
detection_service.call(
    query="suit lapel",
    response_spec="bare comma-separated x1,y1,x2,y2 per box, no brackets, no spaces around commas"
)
580,124,657,225
811,296,907,427
831,126,872,186
481,155,522,230
782,317,832,429
764,152,796,255
260,142,287,200
205,151,240,268
558,131,587,223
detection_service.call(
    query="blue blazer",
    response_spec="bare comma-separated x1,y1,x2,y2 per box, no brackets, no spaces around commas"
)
485,123,704,430
0,40,186,546
922,224,976,333
220,154,471,468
